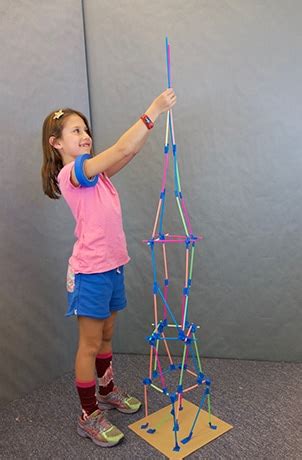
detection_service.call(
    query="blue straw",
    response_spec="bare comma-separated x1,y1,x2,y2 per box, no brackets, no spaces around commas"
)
165,36,171,88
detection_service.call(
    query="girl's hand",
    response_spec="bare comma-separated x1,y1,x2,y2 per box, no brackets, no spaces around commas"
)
150,89,177,116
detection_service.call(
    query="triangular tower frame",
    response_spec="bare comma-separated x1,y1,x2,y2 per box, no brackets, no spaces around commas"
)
139,38,217,453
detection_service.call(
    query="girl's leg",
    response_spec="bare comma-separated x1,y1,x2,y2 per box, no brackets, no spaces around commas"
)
99,311,117,354
75,316,105,417
95,312,141,414
95,312,117,395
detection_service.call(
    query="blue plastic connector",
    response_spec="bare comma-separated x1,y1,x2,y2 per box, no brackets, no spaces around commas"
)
209,423,217,430
153,282,158,294
143,378,152,385
177,384,183,394
164,145,169,154
141,422,149,429
162,387,168,395
183,287,189,296
158,323,164,333
178,330,186,341
205,378,211,386
152,370,158,379
197,373,204,384
169,363,176,371
173,421,179,432
185,237,191,247
164,278,169,286
147,335,155,346
181,432,193,444
147,428,156,434
172,144,177,154
170,393,177,403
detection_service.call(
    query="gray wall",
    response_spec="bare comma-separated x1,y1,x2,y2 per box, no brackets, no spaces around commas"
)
1,0,301,407
84,0,302,362
0,1,90,406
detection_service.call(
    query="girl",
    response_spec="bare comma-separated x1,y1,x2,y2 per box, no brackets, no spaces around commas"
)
41,89,176,447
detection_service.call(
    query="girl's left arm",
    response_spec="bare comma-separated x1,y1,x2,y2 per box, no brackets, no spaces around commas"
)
105,151,137,178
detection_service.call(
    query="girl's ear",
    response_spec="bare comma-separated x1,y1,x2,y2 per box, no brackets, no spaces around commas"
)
49,136,61,150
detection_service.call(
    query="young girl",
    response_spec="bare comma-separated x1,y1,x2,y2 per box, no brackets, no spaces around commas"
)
41,89,176,447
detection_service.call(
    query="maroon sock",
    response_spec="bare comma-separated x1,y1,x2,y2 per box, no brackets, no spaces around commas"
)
96,353,114,396
76,380,98,418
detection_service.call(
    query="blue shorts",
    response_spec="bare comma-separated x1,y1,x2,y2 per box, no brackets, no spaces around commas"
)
66,265,127,319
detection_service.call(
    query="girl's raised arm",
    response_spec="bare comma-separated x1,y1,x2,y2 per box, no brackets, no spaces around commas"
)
71,89,176,185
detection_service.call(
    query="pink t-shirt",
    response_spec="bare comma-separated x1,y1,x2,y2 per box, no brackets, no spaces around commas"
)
58,162,130,274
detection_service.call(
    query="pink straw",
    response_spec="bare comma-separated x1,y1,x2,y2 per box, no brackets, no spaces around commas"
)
149,346,153,379
143,239,201,244
153,344,167,389
162,332,173,365
186,368,198,377
152,199,162,238
161,153,169,192
144,385,149,417
183,383,199,393
153,294,158,326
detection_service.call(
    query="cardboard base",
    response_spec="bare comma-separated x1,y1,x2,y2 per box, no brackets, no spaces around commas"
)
129,399,233,459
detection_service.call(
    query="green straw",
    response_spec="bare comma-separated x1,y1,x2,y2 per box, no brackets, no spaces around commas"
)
154,340,160,371
192,332,203,372
150,383,166,394
182,295,189,327
176,161,182,193
178,343,187,386
176,197,189,236
189,244,195,279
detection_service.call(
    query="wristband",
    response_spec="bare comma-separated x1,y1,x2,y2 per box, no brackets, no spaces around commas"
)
140,114,154,130
74,154,98,187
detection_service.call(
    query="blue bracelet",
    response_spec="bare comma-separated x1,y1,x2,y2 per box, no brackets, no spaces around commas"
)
74,154,98,187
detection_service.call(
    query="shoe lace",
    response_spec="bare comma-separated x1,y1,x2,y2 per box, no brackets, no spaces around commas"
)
112,386,129,403
95,411,113,432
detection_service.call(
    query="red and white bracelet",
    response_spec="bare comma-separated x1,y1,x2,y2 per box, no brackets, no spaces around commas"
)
140,114,154,130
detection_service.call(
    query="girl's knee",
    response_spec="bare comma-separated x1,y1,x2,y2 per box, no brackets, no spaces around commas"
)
78,339,102,357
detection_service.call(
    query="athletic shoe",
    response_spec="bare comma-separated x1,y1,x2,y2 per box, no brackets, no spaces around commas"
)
97,386,142,414
77,409,124,447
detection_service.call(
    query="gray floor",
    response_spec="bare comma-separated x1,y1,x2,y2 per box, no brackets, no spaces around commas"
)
0,355,301,459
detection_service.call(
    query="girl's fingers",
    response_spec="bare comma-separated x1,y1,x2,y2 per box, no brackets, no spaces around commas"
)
165,88,175,96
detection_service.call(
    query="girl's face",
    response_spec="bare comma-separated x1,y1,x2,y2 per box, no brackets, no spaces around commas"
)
55,114,92,161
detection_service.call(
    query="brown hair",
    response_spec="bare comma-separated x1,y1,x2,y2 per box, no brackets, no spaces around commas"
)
41,108,93,199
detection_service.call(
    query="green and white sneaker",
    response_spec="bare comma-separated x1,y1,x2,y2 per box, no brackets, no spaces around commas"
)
77,409,124,447
97,386,142,414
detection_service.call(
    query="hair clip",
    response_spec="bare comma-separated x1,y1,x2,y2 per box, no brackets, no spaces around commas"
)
53,109,64,120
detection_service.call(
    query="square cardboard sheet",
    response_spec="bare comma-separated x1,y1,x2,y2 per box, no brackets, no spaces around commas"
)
129,399,233,459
